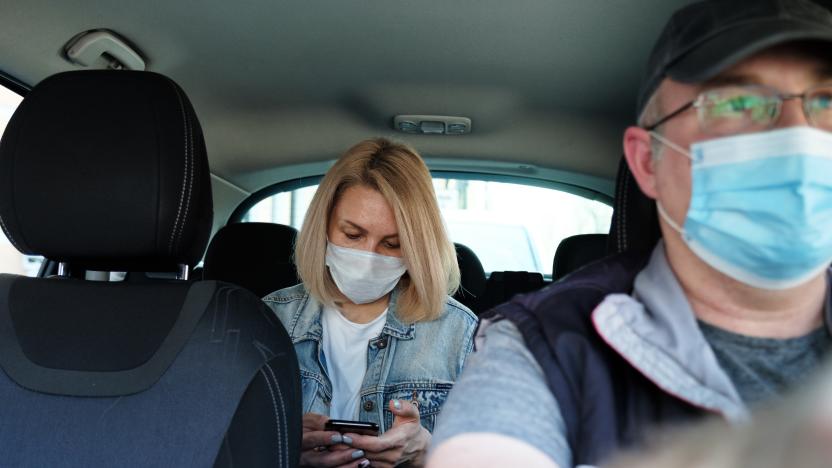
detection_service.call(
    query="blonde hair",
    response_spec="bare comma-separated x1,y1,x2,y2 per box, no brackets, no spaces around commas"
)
295,138,460,323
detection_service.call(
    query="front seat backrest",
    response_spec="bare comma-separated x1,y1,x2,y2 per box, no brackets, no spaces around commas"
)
203,222,299,298
552,233,609,280
0,70,301,468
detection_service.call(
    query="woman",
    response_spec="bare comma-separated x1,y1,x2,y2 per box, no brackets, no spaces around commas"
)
263,138,477,468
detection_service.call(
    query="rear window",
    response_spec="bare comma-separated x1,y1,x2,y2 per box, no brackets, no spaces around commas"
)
0,83,42,276
244,176,611,276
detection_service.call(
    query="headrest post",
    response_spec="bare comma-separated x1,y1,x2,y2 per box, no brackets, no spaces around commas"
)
57,262,70,278
176,264,190,281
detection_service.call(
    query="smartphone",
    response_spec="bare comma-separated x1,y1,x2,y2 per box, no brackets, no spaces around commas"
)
324,419,380,436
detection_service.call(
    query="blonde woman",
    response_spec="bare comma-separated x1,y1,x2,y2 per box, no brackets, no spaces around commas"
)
263,138,477,468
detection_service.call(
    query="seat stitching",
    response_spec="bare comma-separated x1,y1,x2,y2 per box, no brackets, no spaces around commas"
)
174,98,195,252
614,165,621,252
265,362,289,468
176,87,195,252
621,170,630,252
260,367,283,467
169,83,190,253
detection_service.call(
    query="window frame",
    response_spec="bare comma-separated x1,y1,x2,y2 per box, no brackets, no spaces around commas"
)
0,69,30,96
228,170,613,225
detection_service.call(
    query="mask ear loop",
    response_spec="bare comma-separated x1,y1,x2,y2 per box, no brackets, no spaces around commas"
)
655,201,687,238
649,131,693,160
647,131,691,238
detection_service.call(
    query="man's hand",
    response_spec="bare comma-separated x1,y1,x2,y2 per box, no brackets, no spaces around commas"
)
300,413,371,468
346,400,431,468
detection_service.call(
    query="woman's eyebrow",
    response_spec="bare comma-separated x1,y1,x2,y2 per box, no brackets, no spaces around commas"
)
342,220,367,233
342,220,398,239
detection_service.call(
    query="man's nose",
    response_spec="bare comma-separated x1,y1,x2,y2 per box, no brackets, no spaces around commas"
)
776,97,811,128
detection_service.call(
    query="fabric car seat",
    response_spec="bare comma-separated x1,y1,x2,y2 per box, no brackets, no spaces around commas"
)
607,157,661,254
203,222,299,298
480,271,545,312
0,70,301,468
552,233,609,280
452,242,487,314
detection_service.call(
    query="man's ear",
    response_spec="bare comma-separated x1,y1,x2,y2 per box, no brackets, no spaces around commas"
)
623,126,659,200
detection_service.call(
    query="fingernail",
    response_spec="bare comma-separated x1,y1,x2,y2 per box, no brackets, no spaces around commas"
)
330,434,343,444
342,435,353,445
359,460,371,468
393,399,402,410
351,450,365,459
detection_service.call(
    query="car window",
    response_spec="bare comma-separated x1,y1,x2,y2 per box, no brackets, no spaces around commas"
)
243,176,611,275
0,83,42,276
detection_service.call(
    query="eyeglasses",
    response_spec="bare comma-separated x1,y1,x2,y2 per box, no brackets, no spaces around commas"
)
643,83,832,135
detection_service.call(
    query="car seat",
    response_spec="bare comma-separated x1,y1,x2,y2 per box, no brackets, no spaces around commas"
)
452,242,487,313
552,233,609,280
203,222,299,298
0,70,301,468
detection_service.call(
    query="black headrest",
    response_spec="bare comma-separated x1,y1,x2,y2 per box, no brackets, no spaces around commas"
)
607,157,660,255
553,233,609,280
453,242,486,308
202,222,299,297
0,70,212,271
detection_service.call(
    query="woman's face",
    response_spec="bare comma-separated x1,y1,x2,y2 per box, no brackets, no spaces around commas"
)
327,185,402,258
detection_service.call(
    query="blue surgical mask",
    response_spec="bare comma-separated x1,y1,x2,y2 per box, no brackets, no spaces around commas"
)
651,126,832,290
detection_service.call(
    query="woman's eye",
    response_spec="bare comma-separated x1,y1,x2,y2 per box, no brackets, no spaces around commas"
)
345,233,361,240
384,241,400,249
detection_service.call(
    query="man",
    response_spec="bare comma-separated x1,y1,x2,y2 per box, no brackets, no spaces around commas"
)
427,1,832,467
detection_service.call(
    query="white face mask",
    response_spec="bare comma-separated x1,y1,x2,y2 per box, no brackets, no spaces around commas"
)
325,241,407,304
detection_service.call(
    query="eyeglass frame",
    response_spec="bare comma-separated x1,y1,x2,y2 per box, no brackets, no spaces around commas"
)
642,82,832,132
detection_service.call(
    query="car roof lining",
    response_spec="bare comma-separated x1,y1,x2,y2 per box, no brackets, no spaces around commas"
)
0,0,697,195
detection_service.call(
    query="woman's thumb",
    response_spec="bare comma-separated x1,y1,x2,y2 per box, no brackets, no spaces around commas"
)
389,399,420,425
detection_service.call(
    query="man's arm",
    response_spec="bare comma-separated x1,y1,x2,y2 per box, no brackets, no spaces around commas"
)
427,319,571,468
428,433,559,468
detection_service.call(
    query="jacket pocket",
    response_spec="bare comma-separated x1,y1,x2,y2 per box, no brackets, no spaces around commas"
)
382,382,453,433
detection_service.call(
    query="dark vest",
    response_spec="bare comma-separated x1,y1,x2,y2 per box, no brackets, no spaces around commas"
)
487,251,707,466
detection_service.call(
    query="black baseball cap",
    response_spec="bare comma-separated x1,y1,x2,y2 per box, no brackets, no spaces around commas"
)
637,0,832,120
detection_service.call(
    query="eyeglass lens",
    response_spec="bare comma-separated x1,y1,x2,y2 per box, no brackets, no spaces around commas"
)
696,85,832,135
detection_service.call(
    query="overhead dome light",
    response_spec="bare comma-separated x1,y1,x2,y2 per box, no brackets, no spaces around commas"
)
63,30,146,71
393,115,472,135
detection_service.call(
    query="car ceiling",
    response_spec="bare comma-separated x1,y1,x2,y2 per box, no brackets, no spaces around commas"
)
0,0,695,196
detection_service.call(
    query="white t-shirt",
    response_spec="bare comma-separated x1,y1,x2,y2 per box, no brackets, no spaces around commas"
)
321,305,387,420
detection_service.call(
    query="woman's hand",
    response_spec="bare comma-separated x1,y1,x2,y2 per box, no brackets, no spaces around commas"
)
300,413,371,468
346,400,431,468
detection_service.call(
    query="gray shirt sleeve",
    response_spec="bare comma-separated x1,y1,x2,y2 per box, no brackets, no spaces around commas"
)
430,318,572,468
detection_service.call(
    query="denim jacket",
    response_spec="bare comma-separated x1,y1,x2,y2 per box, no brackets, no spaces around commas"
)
263,283,477,433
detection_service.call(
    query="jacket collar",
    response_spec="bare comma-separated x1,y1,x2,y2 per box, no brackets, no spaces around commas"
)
592,241,747,421
289,286,415,344
592,241,832,422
